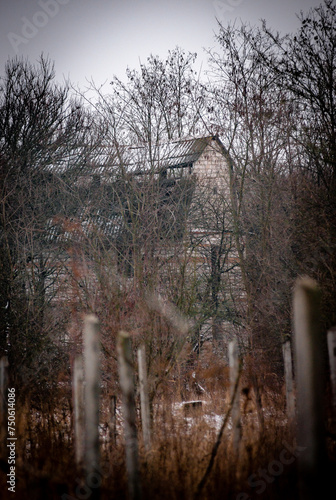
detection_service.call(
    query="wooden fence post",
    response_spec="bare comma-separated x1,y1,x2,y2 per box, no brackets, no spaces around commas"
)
72,355,85,467
282,340,296,421
327,328,336,413
109,395,117,448
228,339,241,453
0,357,9,454
117,331,141,500
83,314,101,479
137,345,151,452
293,277,327,500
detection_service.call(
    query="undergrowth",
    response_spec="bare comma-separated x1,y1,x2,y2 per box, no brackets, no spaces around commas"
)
0,358,334,500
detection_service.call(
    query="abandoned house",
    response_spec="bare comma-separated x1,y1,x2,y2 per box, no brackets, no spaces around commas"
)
46,135,244,348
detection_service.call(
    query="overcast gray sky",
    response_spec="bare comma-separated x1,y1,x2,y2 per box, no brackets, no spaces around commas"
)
0,0,326,91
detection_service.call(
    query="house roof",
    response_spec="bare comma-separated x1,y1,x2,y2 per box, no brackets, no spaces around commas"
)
46,136,227,244
157,136,220,168
45,135,227,178
72,135,226,177
131,135,226,174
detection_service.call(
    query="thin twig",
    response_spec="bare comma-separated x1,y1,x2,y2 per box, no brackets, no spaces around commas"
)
194,363,242,499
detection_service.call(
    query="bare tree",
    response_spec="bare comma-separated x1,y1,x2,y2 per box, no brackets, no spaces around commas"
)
260,0,336,332
205,22,299,369
0,56,100,398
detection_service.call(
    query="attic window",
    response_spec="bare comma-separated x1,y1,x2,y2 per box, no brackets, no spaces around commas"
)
167,167,182,178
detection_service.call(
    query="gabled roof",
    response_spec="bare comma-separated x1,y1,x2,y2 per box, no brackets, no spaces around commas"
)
44,135,227,178
44,136,227,245
159,136,219,168
130,135,226,175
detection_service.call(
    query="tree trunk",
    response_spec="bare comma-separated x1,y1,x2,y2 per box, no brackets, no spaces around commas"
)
117,331,141,500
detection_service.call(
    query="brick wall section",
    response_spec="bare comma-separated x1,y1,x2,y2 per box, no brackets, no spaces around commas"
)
193,139,231,195
188,137,246,348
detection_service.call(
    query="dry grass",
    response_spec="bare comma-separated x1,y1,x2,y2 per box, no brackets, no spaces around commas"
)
0,360,334,500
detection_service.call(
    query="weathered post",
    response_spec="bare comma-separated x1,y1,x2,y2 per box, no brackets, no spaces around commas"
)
137,345,151,452
0,357,9,452
83,314,101,480
72,355,85,467
228,339,241,453
327,327,336,413
117,331,141,500
282,340,296,421
293,277,327,500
